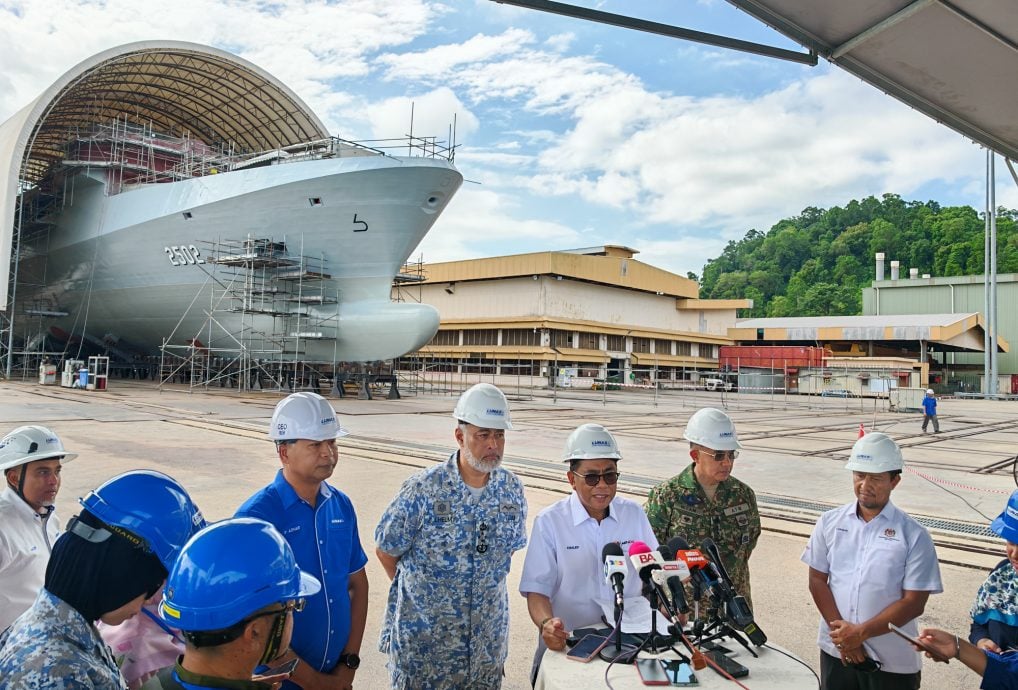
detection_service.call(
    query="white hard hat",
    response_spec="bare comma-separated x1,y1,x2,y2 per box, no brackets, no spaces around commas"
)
683,407,741,451
452,383,513,430
0,425,78,473
926,389,934,395
269,392,349,441
564,423,622,462
845,432,903,473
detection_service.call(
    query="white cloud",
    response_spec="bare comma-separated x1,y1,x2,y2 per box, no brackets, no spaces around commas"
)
366,87,480,145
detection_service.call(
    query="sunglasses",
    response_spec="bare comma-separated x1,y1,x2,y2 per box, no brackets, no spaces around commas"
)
699,448,739,462
573,471,621,487
247,598,306,623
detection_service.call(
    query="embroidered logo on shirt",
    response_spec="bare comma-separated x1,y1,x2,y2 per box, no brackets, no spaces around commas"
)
724,503,749,517
500,503,519,515
883,528,896,538
285,525,301,534
566,545,579,550
434,500,454,522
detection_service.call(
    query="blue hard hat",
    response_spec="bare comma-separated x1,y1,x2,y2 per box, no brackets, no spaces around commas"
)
990,490,1018,544
80,470,205,570
160,518,320,631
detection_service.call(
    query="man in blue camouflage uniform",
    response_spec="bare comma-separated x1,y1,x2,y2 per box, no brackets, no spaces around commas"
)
375,383,527,689
644,407,760,612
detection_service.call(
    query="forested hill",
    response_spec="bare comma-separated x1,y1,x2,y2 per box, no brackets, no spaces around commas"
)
697,193,1018,318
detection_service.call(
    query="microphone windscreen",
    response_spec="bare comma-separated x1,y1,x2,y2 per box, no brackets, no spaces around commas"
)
627,540,651,556
667,535,690,552
602,542,624,559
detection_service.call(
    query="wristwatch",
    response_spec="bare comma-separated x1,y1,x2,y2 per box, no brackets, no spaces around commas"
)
338,652,361,670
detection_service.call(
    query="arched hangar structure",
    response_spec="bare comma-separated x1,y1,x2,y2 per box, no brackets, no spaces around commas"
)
0,41,329,372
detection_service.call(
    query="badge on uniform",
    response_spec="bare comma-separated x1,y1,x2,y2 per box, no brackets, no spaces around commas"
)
435,501,453,522
724,503,749,517
684,495,702,506
500,503,519,515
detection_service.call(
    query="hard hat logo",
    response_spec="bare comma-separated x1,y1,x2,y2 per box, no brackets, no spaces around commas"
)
486,408,505,417
590,439,611,447
991,490,1018,543
1007,505,1018,521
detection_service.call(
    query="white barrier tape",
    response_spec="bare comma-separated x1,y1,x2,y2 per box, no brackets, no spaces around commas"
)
905,465,1011,495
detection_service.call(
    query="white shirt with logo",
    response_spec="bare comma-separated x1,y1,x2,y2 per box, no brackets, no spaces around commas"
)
0,486,61,631
801,499,942,673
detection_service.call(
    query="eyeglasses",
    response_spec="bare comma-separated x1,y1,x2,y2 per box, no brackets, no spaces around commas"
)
247,598,306,623
476,522,489,554
573,471,621,487
699,448,739,462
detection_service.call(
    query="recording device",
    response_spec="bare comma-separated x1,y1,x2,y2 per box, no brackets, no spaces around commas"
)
704,649,749,679
661,660,699,686
669,536,767,646
566,633,610,662
635,657,671,685
251,657,299,681
602,542,628,610
654,545,691,615
628,540,665,582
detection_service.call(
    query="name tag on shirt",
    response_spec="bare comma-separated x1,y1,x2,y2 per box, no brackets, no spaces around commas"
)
724,503,750,517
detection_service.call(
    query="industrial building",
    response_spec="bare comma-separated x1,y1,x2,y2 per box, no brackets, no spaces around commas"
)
396,246,748,388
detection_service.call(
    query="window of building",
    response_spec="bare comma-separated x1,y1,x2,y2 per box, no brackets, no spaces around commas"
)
550,329,574,349
701,344,717,359
632,337,651,353
462,329,498,346
430,330,459,346
654,339,672,356
577,331,599,350
502,328,540,347
605,334,625,351
675,341,692,356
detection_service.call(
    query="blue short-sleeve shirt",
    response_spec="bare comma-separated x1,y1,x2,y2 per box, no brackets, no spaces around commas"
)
237,470,368,680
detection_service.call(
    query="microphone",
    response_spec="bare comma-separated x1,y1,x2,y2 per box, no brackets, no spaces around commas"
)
602,543,627,610
701,538,735,585
655,545,691,615
627,541,664,582
667,536,716,591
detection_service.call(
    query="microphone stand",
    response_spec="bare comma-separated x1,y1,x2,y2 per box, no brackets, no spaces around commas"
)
697,599,758,658
599,597,638,664
642,579,675,653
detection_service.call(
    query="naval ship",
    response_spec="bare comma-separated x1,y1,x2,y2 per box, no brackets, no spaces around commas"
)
13,119,462,365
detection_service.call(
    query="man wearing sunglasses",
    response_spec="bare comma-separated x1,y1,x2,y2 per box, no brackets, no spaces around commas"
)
375,383,527,689
644,407,760,612
145,518,321,690
520,423,657,684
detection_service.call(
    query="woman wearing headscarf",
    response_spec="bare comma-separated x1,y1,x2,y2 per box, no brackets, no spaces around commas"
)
0,470,204,689
970,490,1018,654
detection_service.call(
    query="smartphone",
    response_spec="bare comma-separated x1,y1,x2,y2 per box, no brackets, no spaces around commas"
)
566,633,609,662
661,660,699,686
251,657,298,681
888,622,949,662
700,640,733,655
704,650,749,679
635,657,671,685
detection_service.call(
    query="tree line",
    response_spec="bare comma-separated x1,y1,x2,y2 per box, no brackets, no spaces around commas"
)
696,193,1018,317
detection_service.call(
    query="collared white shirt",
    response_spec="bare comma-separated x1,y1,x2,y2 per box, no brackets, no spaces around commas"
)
0,486,61,631
520,492,658,631
801,499,942,673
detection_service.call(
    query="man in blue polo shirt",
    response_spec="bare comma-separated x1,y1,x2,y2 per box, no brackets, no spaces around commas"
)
921,389,940,433
237,392,368,690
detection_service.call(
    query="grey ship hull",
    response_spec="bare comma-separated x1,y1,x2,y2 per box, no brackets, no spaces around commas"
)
16,154,462,362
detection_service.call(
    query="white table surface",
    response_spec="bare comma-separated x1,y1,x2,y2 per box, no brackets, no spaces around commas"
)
536,640,820,690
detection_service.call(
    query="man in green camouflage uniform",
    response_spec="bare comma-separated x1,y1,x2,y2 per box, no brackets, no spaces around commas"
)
645,407,760,614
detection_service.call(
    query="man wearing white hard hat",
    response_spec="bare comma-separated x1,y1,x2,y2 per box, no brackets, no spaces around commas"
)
520,423,657,684
921,389,940,434
0,425,77,630
236,392,369,690
645,407,760,610
375,383,527,689
802,432,942,689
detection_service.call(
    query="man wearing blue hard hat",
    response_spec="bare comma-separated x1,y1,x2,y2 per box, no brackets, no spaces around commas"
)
237,392,368,690
140,518,321,690
0,470,204,688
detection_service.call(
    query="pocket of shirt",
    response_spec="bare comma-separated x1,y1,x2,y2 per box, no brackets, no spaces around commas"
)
867,539,907,581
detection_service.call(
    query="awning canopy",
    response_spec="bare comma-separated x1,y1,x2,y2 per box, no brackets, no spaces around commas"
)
725,1,1018,160
1,41,329,308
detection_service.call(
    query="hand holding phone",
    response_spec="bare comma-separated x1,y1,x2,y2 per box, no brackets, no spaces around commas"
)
888,623,950,662
251,657,299,682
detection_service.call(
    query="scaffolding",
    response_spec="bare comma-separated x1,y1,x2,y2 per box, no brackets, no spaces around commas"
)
158,235,340,393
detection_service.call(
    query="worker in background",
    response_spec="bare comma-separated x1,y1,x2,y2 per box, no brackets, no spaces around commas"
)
803,432,942,689
237,392,368,690
921,389,940,433
0,425,78,631
141,517,321,690
520,423,658,685
0,470,205,688
644,407,761,610
375,383,528,689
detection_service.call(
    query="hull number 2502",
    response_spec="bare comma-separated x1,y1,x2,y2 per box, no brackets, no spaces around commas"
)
164,245,205,266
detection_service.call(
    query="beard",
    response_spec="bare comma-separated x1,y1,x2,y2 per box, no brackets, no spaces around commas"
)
463,446,503,474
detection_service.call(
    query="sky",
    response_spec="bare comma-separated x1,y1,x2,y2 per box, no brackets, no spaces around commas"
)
1,0,1015,278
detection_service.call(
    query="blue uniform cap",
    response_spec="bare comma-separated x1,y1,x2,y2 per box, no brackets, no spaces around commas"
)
990,490,1018,544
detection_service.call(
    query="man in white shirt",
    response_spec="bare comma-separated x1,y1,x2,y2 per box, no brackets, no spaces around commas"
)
0,425,77,631
802,432,942,690
520,423,658,684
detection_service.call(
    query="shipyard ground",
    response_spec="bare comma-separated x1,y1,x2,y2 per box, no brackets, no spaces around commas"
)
2,380,1013,689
